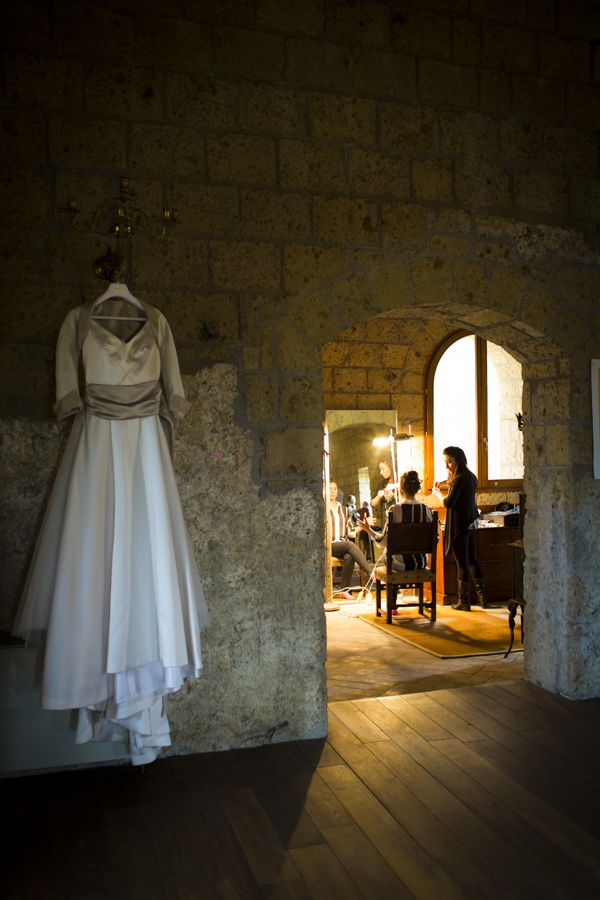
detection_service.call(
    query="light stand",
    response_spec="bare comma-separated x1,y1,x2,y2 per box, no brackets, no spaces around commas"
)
386,425,413,502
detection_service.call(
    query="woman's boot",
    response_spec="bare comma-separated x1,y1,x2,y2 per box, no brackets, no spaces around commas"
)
474,578,490,609
452,580,471,611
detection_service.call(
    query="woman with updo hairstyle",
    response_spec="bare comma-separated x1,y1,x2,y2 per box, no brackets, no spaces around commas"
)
362,470,432,608
390,471,433,567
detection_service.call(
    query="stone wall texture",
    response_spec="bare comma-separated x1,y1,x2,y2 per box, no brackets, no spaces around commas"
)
2,0,600,768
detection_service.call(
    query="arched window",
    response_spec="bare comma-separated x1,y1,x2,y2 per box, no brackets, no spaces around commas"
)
425,332,524,491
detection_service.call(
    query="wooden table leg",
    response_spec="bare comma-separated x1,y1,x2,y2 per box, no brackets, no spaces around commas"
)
505,599,524,657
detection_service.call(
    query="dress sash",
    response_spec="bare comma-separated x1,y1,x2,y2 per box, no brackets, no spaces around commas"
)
85,381,162,420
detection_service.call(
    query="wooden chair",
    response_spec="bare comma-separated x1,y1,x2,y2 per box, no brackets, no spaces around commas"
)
374,512,439,624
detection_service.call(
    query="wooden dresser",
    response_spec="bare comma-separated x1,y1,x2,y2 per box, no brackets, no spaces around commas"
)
434,523,520,606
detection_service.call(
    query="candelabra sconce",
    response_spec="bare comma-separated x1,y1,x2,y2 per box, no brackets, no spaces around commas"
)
107,177,179,240
60,176,179,281
60,176,179,241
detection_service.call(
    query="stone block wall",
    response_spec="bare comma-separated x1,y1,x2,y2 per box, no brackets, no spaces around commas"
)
2,0,600,769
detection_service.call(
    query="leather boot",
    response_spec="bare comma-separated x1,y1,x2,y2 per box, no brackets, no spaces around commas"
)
474,578,490,609
452,580,471,611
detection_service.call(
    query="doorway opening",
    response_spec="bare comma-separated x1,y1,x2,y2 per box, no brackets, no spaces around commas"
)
323,317,525,701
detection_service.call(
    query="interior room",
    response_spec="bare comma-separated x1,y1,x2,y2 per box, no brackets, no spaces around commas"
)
324,320,527,700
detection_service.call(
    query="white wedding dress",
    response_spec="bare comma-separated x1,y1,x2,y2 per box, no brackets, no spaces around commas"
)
13,288,209,765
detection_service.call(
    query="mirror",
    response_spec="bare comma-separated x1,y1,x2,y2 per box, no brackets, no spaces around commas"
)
325,410,400,515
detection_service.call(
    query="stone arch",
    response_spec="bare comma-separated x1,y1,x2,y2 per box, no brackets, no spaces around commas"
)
290,250,600,700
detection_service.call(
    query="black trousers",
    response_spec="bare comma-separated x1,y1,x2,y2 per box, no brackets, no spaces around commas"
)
450,530,483,583
331,540,372,588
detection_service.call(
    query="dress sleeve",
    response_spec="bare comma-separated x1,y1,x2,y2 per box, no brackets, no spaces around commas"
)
158,314,191,419
54,308,83,420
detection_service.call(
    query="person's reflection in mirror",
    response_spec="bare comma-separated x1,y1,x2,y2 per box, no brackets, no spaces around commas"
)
329,481,373,591
370,459,395,533
345,494,358,527
355,499,374,560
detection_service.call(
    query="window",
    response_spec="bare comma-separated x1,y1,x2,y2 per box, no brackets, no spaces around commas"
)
426,332,524,490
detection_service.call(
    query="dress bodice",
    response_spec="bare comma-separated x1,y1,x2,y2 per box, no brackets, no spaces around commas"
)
84,320,161,386
54,302,190,422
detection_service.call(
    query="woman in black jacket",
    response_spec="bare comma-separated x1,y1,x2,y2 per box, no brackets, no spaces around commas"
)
434,446,489,611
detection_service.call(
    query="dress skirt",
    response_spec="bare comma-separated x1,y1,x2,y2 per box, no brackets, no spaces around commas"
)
14,410,209,764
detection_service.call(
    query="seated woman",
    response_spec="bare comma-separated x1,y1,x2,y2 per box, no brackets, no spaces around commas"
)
329,480,373,590
362,470,432,607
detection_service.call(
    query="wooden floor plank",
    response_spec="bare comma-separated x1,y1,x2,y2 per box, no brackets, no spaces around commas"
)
553,694,600,727
3,774,66,900
478,719,600,814
496,680,600,727
319,763,464,900
297,740,345,769
356,697,598,899
261,743,319,778
356,700,561,898
170,790,255,899
101,793,171,898
447,683,539,731
289,844,363,900
328,700,389,743
430,687,534,750
321,823,413,900
294,769,354,831
222,787,300,887
253,774,326,849
327,711,505,894
62,771,115,900
164,780,262,899
260,880,314,899
504,707,600,754
524,724,600,803
400,691,490,742
465,735,600,836
368,739,578,900
467,680,534,712
433,736,600,876
377,694,455,741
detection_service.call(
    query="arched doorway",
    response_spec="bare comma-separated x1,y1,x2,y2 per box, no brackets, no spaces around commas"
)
323,310,530,698
299,253,593,700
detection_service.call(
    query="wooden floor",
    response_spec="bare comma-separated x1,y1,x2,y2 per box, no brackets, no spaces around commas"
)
4,681,600,899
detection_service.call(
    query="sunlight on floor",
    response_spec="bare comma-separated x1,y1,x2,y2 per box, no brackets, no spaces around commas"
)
326,599,524,702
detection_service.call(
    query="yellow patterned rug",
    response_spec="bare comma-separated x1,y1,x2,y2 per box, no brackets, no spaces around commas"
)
358,606,523,658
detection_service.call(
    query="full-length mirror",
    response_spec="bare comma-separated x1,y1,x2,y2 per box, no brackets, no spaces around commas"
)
324,410,400,605
325,410,400,514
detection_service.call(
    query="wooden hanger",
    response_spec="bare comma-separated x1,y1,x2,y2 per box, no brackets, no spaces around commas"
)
92,282,147,322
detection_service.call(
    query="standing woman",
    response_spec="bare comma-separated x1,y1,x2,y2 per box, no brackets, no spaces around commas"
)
433,446,489,611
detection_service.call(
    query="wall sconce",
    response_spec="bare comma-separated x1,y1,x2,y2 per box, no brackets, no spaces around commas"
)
60,176,179,281
61,176,179,241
